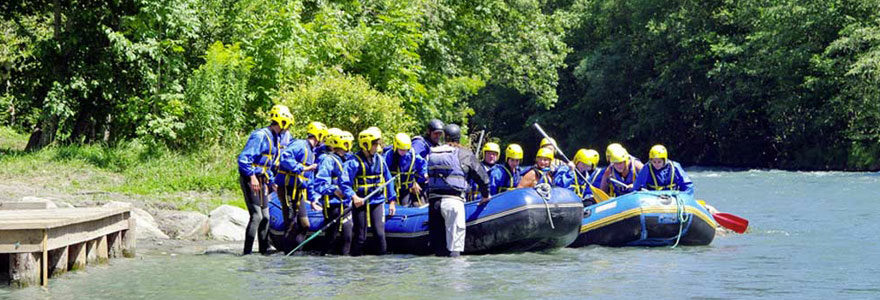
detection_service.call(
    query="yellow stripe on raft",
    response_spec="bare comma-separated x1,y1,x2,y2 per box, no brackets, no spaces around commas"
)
580,205,717,233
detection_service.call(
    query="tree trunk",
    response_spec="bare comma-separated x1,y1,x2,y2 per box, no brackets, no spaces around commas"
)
26,0,65,151
25,115,58,151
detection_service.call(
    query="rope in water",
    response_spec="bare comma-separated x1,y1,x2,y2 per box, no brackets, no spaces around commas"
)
535,183,556,229
670,193,690,248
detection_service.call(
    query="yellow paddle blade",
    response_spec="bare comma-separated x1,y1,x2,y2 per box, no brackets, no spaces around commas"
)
590,185,611,203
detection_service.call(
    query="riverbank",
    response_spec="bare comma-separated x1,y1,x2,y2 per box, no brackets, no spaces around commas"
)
0,127,243,212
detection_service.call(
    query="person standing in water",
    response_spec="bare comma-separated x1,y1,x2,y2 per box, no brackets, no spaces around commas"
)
237,104,292,255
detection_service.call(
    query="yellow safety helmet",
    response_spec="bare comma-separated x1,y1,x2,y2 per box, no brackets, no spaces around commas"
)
326,129,354,151
482,142,501,156
536,147,555,160
269,104,291,116
608,144,629,164
505,144,524,160
393,133,412,151
358,128,382,151
574,149,600,167
367,126,382,136
605,143,624,163
649,144,668,160
327,127,342,139
307,122,329,141
268,104,293,130
540,137,557,148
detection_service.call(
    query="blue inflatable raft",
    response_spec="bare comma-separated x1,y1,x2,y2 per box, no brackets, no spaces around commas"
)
269,187,584,255
568,191,717,247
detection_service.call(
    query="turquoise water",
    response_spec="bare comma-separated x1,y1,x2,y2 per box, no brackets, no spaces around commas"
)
3,170,879,299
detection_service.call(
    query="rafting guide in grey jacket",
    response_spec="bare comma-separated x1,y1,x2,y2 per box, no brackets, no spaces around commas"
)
427,123,491,257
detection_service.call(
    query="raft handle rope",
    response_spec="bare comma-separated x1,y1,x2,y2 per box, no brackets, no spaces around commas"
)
666,193,690,248
534,183,556,229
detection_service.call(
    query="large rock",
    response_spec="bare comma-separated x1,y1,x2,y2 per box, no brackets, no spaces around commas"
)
103,201,169,240
155,210,210,240
208,205,249,242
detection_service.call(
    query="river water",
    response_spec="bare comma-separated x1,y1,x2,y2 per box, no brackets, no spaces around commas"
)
2,170,879,299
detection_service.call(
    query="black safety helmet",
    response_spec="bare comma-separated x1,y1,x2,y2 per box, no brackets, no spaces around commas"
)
444,124,461,143
427,119,445,133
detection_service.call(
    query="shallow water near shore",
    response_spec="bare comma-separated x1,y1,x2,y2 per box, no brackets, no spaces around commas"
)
2,169,879,299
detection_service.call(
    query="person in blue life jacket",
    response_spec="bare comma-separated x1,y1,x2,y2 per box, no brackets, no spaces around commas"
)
345,127,397,256
307,122,331,156
274,121,328,245
237,104,292,255
467,142,500,202
427,124,490,257
385,133,428,207
554,149,605,205
538,138,566,175
598,143,644,197
633,145,694,194
488,144,524,195
312,128,356,255
411,119,445,159
517,148,556,188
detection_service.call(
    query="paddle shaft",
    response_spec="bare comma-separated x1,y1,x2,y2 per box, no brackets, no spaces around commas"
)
474,130,485,160
286,175,399,256
532,123,599,197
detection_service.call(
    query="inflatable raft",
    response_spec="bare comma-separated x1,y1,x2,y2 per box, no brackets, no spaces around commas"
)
569,191,716,247
269,186,584,255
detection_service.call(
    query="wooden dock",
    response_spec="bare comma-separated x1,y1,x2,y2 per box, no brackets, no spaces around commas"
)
0,205,135,287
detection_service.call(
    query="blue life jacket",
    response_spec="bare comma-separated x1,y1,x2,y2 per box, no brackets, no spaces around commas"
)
427,145,469,193
349,151,394,205
609,162,637,197
489,164,521,195
523,166,553,185
467,162,493,201
237,127,282,180
411,135,434,161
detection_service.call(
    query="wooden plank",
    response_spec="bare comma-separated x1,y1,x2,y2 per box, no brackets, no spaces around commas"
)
46,214,129,251
0,229,44,253
0,207,130,230
1,213,130,254
0,202,50,210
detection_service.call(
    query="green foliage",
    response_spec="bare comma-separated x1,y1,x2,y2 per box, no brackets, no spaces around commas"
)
277,73,418,144
179,42,254,148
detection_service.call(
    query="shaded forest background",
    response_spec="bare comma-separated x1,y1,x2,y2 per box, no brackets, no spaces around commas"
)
2,0,879,170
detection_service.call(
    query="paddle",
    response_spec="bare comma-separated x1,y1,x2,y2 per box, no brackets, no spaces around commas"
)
286,175,399,256
694,199,750,234
712,212,749,233
532,123,610,203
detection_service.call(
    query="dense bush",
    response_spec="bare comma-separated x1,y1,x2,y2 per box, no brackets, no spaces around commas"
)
277,73,417,147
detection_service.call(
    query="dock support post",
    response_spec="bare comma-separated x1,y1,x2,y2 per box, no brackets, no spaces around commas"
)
68,242,86,271
85,239,98,265
48,246,68,277
96,235,109,264
41,229,47,287
122,213,136,258
9,253,39,288
107,232,122,258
